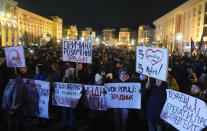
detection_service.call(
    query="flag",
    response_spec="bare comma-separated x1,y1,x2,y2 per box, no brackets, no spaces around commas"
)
191,38,195,54
90,32,94,42
198,34,204,51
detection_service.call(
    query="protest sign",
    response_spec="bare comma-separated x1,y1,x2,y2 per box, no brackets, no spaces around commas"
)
136,46,168,81
62,40,92,63
52,82,82,108
84,85,107,111
104,83,141,109
24,79,50,119
160,89,207,131
4,46,26,67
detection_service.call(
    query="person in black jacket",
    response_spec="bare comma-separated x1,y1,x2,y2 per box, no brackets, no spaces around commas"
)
113,67,131,131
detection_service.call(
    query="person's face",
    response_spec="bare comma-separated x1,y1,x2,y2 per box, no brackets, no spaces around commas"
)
20,67,28,74
191,85,200,95
33,56,38,60
120,71,127,79
156,79,163,87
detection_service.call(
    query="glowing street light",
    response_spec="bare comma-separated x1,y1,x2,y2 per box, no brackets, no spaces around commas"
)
176,33,183,51
81,37,85,41
30,49,34,54
0,12,5,16
96,38,99,42
176,33,183,41
7,13,11,17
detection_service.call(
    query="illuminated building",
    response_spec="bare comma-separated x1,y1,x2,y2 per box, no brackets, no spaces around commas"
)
63,25,78,40
119,28,130,46
153,0,207,52
80,27,96,41
0,0,18,46
102,28,114,41
0,0,62,47
138,25,155,46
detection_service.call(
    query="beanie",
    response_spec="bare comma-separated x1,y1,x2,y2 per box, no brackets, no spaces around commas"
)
119,67,127,75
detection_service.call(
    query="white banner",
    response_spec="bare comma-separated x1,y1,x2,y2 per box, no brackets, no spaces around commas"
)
4,46,26,67
136,46,168,81
62,40,92,63
104,83,141,109
160,89,207,131
52,82,82,108
84,85,107,111
24,79,50,119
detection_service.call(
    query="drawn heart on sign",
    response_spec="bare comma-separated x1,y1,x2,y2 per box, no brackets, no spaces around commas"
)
146,49,164,66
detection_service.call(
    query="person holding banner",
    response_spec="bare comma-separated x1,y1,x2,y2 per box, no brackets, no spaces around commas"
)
2,75,29,131
60,63,76,130
113,67,131,131
131,72,149,131
142,78,167,131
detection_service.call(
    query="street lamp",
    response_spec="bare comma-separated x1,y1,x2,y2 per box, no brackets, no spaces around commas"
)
96,38,99,42
81,37,85,41
140,39,144,46
0,12,5,16
176,33,183,41
6,13,11,17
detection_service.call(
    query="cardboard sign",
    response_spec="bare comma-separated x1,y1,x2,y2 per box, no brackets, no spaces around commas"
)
62,40,92,63
136,46,169,81
104,83,141,109
160,89,207,131
84,85,107,111
24,79,50,119
4,46,26,67
52,82,82,108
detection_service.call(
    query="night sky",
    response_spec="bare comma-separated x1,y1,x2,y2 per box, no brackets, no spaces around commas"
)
16,0,187,32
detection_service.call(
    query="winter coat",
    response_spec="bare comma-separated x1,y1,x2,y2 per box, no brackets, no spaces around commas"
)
142,83,167,125
2,75,28,114
35,72,49,81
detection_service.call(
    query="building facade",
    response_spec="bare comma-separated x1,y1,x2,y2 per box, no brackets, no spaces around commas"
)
0,0,18,46
102,28,114,42
119,28,130,46
63,25,78,40
138,25,155,46
80,27,96,41
0,0,62,47
153,0,207,52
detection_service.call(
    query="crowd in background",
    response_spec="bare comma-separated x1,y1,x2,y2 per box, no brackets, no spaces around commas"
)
0,46,207,131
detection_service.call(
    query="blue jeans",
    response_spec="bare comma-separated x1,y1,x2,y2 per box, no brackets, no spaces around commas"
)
62,107,74,127
114,108,129,131
148,122,162,131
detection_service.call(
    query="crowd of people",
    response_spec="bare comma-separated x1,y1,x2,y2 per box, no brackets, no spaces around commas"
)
0,46,207,131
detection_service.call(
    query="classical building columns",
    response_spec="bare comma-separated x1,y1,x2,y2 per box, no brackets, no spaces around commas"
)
14,27,18,46
8,24,12,46
1,24,6,47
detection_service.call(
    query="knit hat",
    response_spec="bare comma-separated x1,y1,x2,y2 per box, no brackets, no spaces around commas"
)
95,74,103,83
119,67,127,74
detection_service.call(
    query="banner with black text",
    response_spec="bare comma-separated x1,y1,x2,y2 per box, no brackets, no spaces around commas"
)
104,83,141,109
